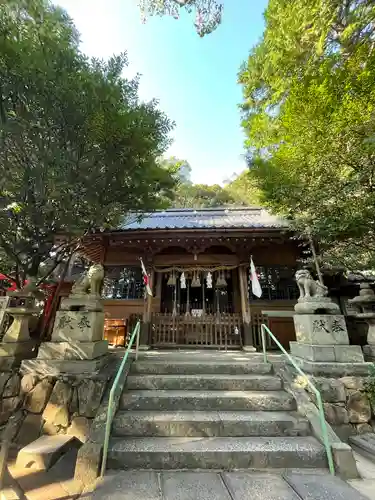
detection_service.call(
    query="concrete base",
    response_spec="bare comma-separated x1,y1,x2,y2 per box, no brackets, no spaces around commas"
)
290,342,364,363
37,340,108,360
363,344,375,361
290,357,372,376
20,354,110,376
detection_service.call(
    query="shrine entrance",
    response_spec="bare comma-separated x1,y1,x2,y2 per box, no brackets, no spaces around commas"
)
151,267,242,349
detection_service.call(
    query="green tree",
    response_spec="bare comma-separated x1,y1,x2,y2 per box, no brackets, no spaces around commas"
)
224,171,261,206
0,0,175,287
138,0,222,37
239,0,375,270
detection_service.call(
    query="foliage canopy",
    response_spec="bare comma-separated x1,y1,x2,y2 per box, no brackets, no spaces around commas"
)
240,0,375,271
0,0,175,285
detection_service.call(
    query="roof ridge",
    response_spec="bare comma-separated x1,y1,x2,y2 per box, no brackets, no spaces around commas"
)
150,206,263,214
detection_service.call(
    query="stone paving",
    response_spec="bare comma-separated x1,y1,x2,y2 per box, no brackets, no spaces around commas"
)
348,452,375,500
82,469,371,500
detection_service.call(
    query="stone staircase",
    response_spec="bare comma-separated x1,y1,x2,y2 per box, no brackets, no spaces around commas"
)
106,352,327,471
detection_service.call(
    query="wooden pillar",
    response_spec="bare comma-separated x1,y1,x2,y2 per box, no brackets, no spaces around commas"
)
238,265,255,351
140,269,154,348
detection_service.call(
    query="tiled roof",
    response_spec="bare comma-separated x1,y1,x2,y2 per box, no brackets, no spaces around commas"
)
119,207,287,231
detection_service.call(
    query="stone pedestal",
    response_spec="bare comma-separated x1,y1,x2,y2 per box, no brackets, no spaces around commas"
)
29,286,109,375
290,314,370,376
0,305,37,371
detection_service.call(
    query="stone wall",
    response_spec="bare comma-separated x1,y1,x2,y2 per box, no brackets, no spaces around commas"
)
310,376,375,437
0,366,114,454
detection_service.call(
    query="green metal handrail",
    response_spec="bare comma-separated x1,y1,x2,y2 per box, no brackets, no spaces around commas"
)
261,323,335,475
100,320,141,477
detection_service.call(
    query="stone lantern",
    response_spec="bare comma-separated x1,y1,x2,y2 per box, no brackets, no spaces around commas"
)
349,283,375,361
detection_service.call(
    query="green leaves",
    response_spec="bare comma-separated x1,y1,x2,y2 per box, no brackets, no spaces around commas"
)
0,0,175,283
138,0,223,37
240,0,375,271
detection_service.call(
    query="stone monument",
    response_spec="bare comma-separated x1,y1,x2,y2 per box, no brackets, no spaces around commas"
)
22,264,108,375
290,270,369,375
349,282,375,361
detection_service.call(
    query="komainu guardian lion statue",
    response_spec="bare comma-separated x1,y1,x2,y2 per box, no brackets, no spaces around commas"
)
71,264,104,297
294,269,340,314
295,269,328,299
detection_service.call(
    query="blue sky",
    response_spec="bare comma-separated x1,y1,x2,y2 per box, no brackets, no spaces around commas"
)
57,0,268,184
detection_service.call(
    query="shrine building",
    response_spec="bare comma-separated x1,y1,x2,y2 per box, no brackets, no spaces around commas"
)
75,207,305,350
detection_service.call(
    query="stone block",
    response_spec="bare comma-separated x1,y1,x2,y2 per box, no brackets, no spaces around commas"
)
313,377,346,403
16,413,43,446
67,416,92,443
89,471,162,500
74,441,102,487
43,380,72,427
162,471,231,500
23,378,54,413
292,359,372,376
285,471,369,499
70,386,79,414
3,373,20,397
51,311,104,343
323,403,349,425
347,390,371,423
42,421,61,436
0,340,36,357
340,376,365,391
78,378,107,417
223,472,300,500
0,396,20,425
60,296,103,312
331,442,359,479
0,356,21,371
1,410,24,442
293,314,349,345
20,373,39,394
349,433,375,460
0,372,10,393
16,434,79,470
363,344,375,360
21,355,109,376
334,345,364,363
290,342,335,361
356,423,373,434
38,340,108,360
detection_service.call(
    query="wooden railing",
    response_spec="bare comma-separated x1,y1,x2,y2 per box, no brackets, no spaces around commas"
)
151,313,243,349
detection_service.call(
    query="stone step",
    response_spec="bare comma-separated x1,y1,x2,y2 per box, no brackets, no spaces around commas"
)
16,435,79,471
130,360,273,375
126,374,282,391
119,390,296,412
284,470,370,500
112,410,310,437
107,436,327,470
